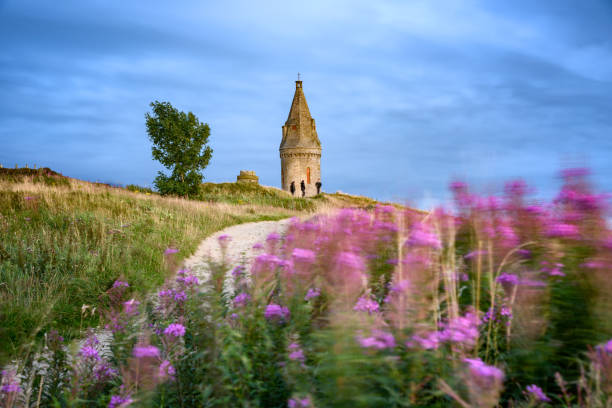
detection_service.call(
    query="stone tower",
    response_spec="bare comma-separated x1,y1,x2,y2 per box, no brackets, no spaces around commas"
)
280,79,321,197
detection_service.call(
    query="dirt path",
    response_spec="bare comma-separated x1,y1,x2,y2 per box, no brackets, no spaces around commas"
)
184,218,293,284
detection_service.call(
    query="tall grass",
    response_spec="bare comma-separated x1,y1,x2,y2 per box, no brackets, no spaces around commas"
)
199,182,319,211
0,175,298,364
4,168,611,408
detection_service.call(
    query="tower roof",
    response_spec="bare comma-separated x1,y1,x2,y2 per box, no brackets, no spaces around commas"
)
280,80,321,150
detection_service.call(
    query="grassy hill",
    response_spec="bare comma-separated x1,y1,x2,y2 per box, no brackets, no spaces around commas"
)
0,168,405,363
0,169,304,363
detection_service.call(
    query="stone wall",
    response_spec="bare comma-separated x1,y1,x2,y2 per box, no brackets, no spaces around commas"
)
280,148,321,197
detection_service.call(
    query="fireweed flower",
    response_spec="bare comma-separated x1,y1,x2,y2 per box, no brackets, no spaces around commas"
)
158,360,176,381
0,369,21,394
353,296,379,314
79,346,100,361
358,330,396,350
546,222,580,239
173,291,187,302
163,323,186,337
439,312,479,347
182,274,200,287
266,232,281,242
233,292,251,308
123,299,140,316
94,362,118,382
497,273,519,286
288,396,312,408
218,234,231,248
252,242,263,250
112,280,129,289
304,288,320,301
133,345,160,358
603,339,612,354
336,251,365,270
463,357,504,407
526,384,551,402
464,358,504,382
288,342,305,362
411,331,441,350
231,265,246,277
264,303,290,321
406,223,441,249
164,247,179,255
108,395,133,408
292,247,316,264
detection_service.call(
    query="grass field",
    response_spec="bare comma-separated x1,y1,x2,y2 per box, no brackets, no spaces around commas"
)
0,169,305,364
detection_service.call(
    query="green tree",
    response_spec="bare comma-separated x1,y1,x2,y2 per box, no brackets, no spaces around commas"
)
145,101,213,197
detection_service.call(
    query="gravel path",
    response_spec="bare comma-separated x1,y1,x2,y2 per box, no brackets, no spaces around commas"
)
184,218,293,285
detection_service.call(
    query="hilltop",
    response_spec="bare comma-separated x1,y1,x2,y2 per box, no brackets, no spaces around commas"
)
0,168,406,363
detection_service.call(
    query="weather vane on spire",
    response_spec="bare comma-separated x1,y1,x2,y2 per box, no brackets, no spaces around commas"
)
297,72,301,81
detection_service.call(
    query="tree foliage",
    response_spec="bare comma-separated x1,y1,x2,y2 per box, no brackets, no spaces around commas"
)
145,101,213,197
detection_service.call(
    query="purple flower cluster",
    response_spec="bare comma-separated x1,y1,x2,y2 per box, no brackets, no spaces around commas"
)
525,384,551,402
412,312,479,350
288,342,305,362
123,298,140,316
264,303,290,321
464,358,504,383
158,360,176,381
164,247,179,255
292,247,316,264
288,396,312,407
176,269,200,287
406,223,441,249
233,292,251,308
0,370,21,394
133,345,160,358
112,280,129,289
108,394,133,408
358,330,396,350
79,345,100,361
304,287,320,301
163,323,186,338
353,296,379,314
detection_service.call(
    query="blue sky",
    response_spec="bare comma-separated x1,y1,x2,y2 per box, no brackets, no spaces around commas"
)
1,0,611,207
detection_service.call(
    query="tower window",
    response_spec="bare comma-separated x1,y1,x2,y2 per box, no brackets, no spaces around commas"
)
307,167,311,184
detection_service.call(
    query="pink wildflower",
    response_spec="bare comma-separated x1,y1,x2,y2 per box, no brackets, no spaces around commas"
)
164,247,179,255
158,360,176,381
133,345,160,358
108,395,133,408
336,251,364,270
353,296,379,314
264,304,290,321
604,339,612,354
123,299,140,316
79,345,100,361
304,288,320,301
526,384,551,402
163,323,186,337
233,292,251,308
292,248,316,264
358,330,396,350
112,280,129,288
406,223,441,249
546,222,579,239
1,370,21,394
464,358,504,382
288,342,305,362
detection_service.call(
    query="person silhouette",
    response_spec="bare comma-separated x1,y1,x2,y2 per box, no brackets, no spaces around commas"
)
315,180,322,195
290,181,295,196
300,180,306,197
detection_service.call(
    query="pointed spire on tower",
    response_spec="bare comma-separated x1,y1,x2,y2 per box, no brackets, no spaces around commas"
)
280,77,320,149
